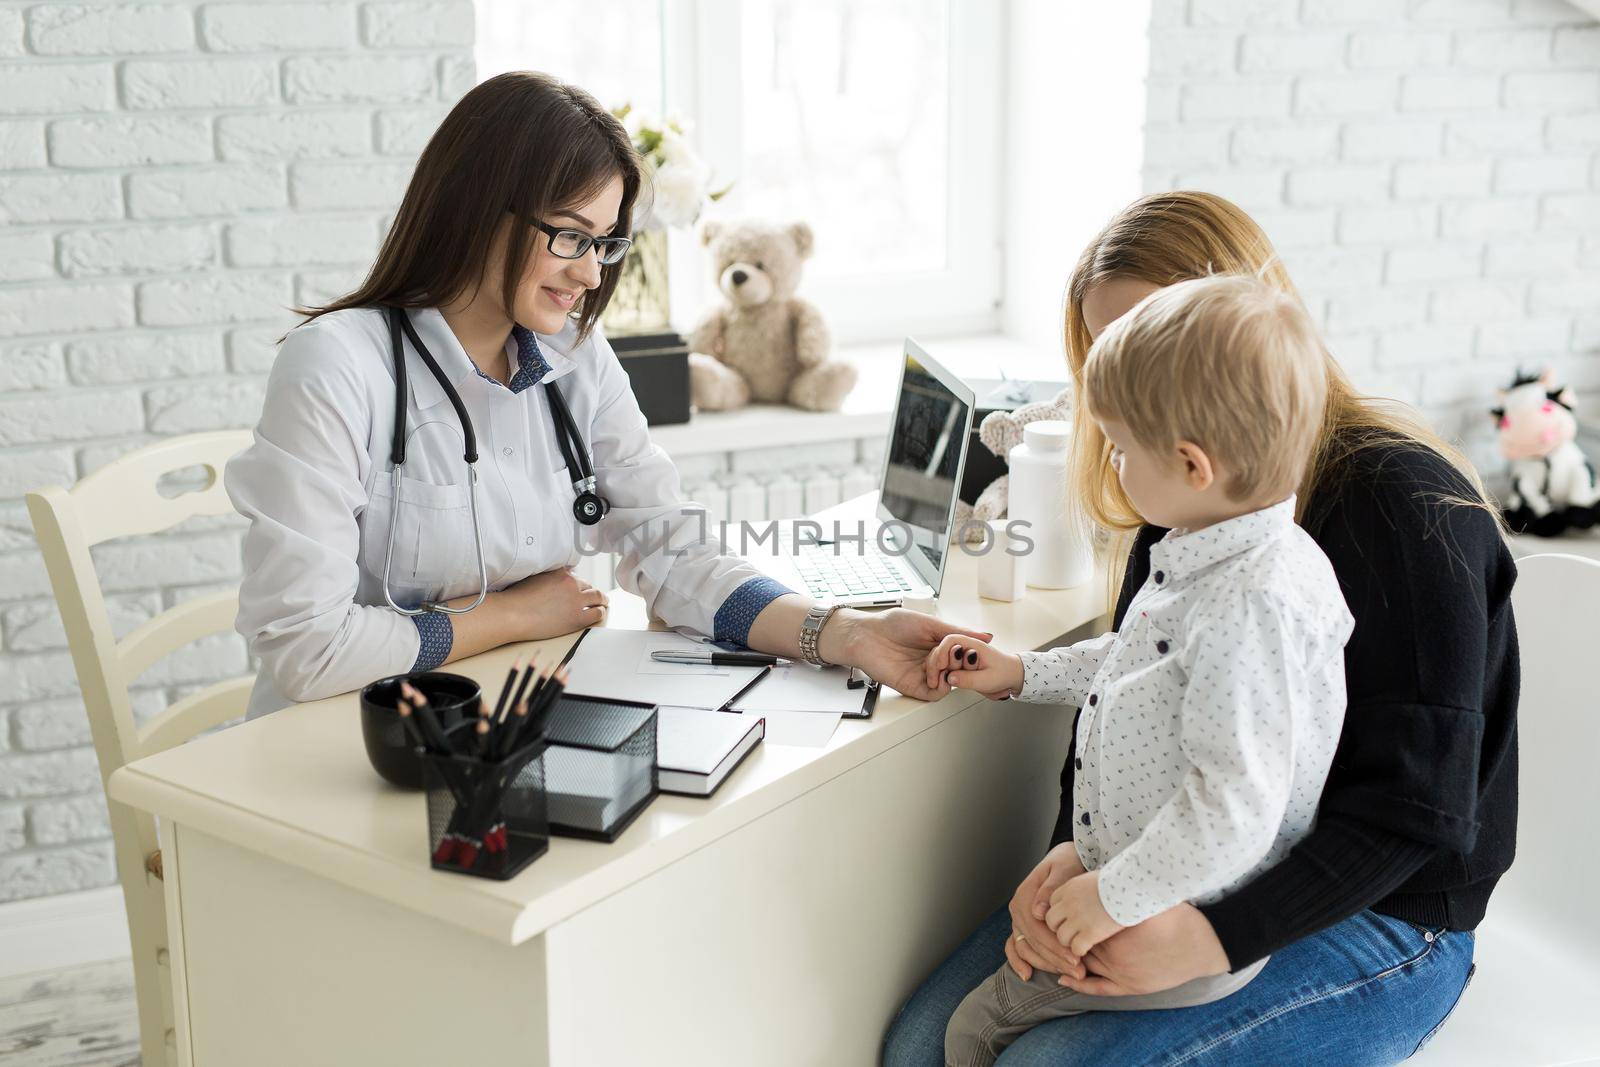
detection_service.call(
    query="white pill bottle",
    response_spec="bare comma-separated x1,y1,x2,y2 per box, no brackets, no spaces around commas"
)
1007,420,1093,589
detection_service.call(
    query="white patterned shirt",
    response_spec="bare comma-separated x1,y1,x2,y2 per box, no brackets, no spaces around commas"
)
1017,496,1354,927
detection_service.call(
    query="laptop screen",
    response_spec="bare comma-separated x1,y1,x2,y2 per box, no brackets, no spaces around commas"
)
879,344,974,579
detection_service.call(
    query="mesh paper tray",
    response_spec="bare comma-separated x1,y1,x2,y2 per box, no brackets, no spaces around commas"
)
540,694,659,843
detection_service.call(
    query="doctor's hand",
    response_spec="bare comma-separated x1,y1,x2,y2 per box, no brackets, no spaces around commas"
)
819,608,994,701
497,568,608,640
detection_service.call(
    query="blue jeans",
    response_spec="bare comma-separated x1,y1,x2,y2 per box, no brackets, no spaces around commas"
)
882,907,1475,1066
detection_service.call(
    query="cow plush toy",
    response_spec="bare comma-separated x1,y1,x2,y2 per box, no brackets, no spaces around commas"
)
1494,368,1599,536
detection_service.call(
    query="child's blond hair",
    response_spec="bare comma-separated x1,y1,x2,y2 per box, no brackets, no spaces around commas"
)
1083,273,1327,505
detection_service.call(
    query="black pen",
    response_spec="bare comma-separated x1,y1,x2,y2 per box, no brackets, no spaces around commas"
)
716,664,773,714
651,650,788,667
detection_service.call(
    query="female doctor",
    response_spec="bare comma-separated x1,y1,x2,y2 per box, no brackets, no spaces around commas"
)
227,71,986,719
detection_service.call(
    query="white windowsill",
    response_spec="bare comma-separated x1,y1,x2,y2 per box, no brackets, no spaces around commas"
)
649,333,1070,458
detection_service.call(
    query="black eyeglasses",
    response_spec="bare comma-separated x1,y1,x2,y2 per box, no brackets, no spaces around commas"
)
531,220,632,266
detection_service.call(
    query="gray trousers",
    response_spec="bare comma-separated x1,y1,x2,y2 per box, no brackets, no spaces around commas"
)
944,956,1269,1067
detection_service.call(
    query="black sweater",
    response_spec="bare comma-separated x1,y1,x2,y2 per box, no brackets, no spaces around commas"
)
1049,443,1519,970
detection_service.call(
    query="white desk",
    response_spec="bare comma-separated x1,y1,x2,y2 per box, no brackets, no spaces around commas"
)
109,498,1107,1066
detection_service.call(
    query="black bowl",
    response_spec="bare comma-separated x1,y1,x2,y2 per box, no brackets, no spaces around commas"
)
359,671,482,789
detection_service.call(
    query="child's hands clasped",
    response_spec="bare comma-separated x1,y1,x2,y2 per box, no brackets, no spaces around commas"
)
924,635,1025,699
1045,870,1125,957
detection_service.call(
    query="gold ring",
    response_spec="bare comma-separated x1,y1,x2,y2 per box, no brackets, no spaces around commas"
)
1015,933,1028,945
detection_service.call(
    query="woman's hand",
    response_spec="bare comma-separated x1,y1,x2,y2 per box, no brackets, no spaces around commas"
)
1055,902,1231,995
819,608,994,700
496,568,607,641
926,634,1024,701
1004,843,1089,982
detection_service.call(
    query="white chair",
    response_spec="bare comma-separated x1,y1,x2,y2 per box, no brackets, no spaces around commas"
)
26,430,254,1067
1411,553,1600,1065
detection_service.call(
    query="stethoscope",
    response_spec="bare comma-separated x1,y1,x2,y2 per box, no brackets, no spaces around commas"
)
381,306,609,616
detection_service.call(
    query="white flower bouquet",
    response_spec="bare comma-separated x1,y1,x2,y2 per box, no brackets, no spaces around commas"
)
614,105,727,231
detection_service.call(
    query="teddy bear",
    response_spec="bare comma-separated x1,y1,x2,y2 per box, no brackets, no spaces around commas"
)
954,386,1076,542
687,219,857,413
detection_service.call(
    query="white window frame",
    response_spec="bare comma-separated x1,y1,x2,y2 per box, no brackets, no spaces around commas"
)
660,0,1004,345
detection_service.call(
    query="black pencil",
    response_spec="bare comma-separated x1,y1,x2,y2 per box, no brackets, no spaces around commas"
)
524,661,551,707
400,680,450,752
491,658,538,755
504,658,538,725
396,701,427,749
524,667,568,741
506,665,554,754
495,695,531,761
490,657,521,726
509,632,586,746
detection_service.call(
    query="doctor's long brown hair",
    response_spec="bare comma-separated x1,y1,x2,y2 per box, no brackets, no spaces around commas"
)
298,71,643,341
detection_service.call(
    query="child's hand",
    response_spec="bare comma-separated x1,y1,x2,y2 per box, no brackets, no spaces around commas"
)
1044,870,1125,957
922,636,958,691
1032,847,1086,922
925,634,1024,699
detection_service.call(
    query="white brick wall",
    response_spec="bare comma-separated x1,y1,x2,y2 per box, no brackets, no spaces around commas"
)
1143,0,1600,474
0,0,471,903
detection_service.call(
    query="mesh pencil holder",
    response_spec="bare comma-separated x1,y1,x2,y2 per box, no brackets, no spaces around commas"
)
422,738,550,880
541,695,659,842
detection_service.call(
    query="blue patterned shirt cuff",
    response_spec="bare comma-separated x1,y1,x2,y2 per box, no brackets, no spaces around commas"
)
410,611,454,672
712,576,794,646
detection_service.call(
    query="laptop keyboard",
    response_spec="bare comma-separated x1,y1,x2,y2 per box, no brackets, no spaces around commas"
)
794,543,918,599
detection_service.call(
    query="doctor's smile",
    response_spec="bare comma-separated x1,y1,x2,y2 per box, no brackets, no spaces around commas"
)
542,286,579,311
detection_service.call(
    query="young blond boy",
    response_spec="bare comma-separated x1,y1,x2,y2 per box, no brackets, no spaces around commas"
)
936,274,1355,1067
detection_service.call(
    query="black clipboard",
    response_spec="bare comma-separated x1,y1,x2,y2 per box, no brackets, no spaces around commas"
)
715,639,880,719
845,668,880,719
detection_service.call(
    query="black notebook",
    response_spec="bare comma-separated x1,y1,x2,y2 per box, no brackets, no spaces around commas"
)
655,706,765,797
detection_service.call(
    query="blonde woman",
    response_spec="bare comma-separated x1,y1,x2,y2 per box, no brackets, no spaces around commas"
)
883,192,1513,1065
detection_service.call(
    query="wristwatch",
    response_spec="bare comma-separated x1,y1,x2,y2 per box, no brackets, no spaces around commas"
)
799,604,838,667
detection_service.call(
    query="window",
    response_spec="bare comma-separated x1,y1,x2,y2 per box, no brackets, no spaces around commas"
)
475,0,665,117
734,1,950,281
476,1,1002,344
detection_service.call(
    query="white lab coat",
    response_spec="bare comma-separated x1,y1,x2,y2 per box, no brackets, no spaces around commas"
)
227,306,784,719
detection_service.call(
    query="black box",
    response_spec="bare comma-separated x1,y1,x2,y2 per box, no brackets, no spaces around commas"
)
610,330,691,426
959,377,1070,506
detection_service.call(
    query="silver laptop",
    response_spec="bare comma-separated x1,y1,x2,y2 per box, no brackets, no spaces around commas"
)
750,339,975,608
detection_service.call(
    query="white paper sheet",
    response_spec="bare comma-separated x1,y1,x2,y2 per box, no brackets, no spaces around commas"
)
731,663,868,715
563,630,762,709
742,709,841,748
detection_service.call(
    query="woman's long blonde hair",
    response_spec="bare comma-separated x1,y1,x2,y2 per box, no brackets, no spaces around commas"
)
1066,191,1500,609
